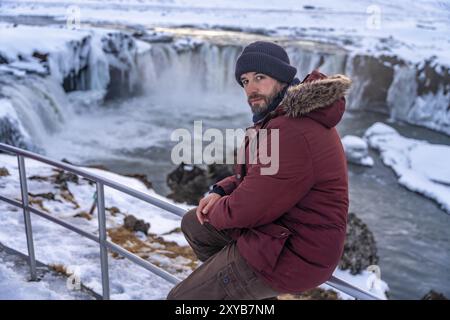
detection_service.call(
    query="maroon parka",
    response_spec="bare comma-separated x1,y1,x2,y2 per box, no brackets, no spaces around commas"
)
207,70,352,293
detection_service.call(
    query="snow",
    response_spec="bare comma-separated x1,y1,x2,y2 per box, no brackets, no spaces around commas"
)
409,145,450,185
0,23,138,92
326,268,389,300
341,135,374,167
0,154,193,299
0,24,91,82
0,0,448,66
0,248,93,300
364,122,450,213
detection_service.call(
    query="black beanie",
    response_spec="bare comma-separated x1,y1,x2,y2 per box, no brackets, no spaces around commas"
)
235,41,297,87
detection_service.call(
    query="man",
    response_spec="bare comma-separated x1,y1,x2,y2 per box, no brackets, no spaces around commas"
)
167,41,351,300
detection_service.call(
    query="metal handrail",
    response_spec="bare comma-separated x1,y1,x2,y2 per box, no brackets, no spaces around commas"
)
0,142,383,300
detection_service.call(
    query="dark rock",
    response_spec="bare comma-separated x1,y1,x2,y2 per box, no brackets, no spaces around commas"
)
29,175,49,182
107,206,121,216
32,51,49,63
166,158,236,205
28,192,59,201
347,54,406,113
339,212,379,275
124,214,150,235
54,170,79,190
0,167,10,177
166,162,210,205
421,290,448,300
134,31,174,43
207,163,234,183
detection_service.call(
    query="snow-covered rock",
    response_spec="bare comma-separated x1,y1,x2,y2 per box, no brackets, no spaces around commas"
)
0,24,144,150
364,122,450,213
341,135,374,167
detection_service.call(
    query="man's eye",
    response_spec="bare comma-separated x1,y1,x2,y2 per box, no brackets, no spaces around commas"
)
256,75,264,80
242,80,248,85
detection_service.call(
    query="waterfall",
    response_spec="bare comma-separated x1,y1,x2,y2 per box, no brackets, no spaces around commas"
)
0,74,70,151
1,26,449,155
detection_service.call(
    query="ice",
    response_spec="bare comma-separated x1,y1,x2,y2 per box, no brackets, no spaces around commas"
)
341,135,374,167
364,122,450,213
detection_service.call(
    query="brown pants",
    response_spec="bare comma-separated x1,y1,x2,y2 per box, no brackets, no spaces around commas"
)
166,208,279,300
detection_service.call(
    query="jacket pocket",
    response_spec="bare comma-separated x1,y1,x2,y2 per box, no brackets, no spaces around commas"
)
239,223,291,272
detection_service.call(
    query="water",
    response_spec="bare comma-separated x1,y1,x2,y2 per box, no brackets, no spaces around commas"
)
41,93,450,299
338,111,450,299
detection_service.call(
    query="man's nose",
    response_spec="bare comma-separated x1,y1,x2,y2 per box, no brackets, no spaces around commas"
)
246,81,258,96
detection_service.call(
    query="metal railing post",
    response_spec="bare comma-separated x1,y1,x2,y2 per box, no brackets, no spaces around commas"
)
96,182,110,300
17,155,37,281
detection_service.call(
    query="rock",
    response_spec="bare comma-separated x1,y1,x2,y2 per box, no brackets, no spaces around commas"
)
74,211,93,221
421,290,448,300
124,215,150,235
341,135,374,167
166,162,209,205
28,192,59,201
166,162,235,205
339,212,379,275
207,163,234,183
0,167,10,177
54,170,79,190
106,206,121,216
134,30,174,43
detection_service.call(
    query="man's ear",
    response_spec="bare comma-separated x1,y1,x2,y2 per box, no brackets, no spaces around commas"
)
278,81,288,91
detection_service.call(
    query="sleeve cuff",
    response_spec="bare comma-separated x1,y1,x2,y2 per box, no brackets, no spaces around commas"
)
210,185,226,197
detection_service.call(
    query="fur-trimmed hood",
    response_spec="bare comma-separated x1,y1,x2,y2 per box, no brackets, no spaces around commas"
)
279,72,352,128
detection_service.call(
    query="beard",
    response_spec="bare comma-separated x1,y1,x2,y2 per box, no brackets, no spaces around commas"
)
247,86,281,115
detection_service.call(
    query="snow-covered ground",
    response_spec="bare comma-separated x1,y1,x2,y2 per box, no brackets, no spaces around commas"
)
0,154,388,299
0,154,192,299
364,122,450,214
0,0,449,67
0,245,94,299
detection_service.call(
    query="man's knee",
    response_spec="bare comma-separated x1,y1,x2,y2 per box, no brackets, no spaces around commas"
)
166,286,180,300
181,208,199,236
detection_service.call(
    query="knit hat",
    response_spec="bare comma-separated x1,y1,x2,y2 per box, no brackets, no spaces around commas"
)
235,41,297,87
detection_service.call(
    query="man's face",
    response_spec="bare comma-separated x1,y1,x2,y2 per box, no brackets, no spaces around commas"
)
240,72,285,115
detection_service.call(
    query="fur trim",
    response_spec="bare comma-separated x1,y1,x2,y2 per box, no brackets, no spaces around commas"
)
281,74,352,118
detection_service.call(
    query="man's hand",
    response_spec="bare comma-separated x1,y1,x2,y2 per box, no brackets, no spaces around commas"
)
196,193,221,225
